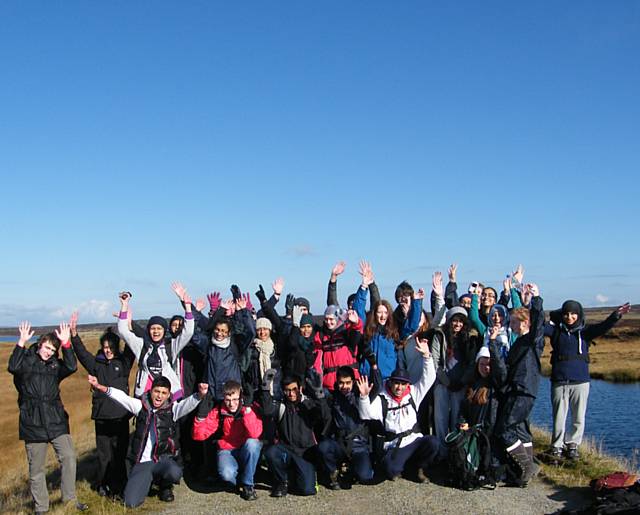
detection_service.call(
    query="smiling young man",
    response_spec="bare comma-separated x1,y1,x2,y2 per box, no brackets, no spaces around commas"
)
192,380,263,500
8,321,88,514
88,374,207,507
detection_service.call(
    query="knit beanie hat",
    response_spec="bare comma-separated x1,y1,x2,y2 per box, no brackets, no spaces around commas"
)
295,297,310,311
324,305,340,318
256,317,272,331
561,300,582,316
147,316,168,333
300,314,314,327
446,306,468,323
476,346,490,362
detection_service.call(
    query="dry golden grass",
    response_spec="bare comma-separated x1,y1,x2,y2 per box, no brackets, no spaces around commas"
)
0,331,163,514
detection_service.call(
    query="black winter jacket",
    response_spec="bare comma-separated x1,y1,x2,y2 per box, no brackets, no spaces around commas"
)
71,335,134,420
8,344,77,442
129,394,179,464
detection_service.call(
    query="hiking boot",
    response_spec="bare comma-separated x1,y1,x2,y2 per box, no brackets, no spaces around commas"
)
417,467,429,484
328,470,341,490
240,485,258,501
158,487,175,502
565,444,579,460
75,502,89,512
508,441,539,486
271,481,288,498
97,485,109,497
550,447,563,458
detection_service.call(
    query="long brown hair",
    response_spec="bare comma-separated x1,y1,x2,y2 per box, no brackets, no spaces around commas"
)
396,309,430,350
465,385,489,405
365,300,400,342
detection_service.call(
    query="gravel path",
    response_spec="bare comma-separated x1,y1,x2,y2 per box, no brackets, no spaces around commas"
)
161,473,585,515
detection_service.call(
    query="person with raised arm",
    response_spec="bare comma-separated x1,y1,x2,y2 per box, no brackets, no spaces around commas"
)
88,374,207,507
494,283,545,486
8,321,88,513
70,312,134,498
545,300,631,460
392,281,424,339
357,337,439,482
192,380,263,501
117,285,194,399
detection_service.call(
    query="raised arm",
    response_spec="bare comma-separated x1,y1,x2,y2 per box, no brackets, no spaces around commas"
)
412,336,436,405
8,321,35,375
69,312,97,373
116,292,144,357
90,375,142,415
327,261,345,307
173,383,207,421
469,293,487,334
444,264,459,309
356,375,383,422
56,322,77,379
583,303,630,341
169,284,195,359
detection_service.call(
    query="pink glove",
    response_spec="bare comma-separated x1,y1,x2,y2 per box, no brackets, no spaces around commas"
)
207,292,221,312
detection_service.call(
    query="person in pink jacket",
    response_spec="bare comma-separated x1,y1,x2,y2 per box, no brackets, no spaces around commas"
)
192,380,263,501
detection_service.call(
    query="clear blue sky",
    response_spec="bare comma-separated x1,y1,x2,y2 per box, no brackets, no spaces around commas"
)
1,1,638,326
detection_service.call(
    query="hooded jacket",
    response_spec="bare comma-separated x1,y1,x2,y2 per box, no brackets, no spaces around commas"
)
544,304,622,384
8,343,77,442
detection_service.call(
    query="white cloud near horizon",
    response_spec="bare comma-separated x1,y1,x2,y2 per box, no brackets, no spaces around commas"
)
595,293,609,304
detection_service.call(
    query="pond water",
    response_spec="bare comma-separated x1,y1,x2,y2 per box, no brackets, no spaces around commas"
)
531,377,640,461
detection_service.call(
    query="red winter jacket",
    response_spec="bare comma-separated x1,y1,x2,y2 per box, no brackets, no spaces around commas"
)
314,318,363,390
192,404,263,450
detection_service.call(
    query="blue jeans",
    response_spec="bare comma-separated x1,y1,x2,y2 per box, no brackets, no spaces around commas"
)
217,438,262,487
264,444,317,495
317,438,374,483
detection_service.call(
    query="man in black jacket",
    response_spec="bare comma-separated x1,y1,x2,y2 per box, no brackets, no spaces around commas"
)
8,321,88,514
261,370,330,497
70,313,134,498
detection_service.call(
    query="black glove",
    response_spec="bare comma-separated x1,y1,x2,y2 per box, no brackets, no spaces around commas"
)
261,368,277,391
255,284,267,304
305,369,325,399
285,294,295,317
231,284,242,301
196,391,214,419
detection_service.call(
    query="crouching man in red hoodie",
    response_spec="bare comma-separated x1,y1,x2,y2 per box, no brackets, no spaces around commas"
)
192,380,263,501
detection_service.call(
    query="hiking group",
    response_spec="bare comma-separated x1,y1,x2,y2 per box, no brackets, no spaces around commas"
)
8,261,631,512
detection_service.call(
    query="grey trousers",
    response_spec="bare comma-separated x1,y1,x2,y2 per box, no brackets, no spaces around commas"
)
124,456,182,508
551,382,590,448
25,433,77,513
434,382,465,444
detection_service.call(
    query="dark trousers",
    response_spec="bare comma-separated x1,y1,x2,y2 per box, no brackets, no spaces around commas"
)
95,417,129,494
317,438,374,483
264,444,316,495
495,393,535,448
124,456,182,508
382,435,440,479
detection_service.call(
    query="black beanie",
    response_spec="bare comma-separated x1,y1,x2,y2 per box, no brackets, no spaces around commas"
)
295,297,310,310
561,300,582,316
147,316,168,333
300,314,314,327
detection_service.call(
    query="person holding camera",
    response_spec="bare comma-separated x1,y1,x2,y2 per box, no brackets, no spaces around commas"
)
192,380,263,500
8,321,88,513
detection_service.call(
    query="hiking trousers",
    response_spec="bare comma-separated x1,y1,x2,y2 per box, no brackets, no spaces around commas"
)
382,435,440,479
318,438,374,483
95,417,129,493
25,433,77,513
124,456,182,508
264,444,317,495
551,381,589,448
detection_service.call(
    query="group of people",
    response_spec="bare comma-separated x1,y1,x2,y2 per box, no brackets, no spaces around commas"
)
8,261,631,512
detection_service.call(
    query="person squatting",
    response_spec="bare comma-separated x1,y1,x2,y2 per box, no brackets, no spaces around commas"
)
8,262,631,511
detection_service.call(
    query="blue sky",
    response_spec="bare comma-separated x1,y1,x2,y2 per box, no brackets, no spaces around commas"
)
1,1,639,327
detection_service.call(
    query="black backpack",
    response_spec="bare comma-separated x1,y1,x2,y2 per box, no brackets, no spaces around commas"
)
445,425,494,490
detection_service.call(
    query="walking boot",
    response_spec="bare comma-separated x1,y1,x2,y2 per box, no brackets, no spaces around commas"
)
507,441,539,486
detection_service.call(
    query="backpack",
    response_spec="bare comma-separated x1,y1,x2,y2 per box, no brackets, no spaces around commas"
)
445,425,494,490
558,475,640,515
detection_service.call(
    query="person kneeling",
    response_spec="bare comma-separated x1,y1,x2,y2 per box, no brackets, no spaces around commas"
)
357,337,439,482
192,381,263,501
261,370,330,497
88,375,206,508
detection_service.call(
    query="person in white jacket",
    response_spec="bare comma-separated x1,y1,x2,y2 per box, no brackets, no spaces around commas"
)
357,336,439,482
117,285,195,399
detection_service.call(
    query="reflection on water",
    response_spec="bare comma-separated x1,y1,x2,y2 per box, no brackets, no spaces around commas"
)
532,377,640,460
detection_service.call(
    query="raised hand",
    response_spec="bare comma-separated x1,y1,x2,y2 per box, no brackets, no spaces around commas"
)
17,321,34,347
220,298,235,316
243,293,253,311
292,305,303,327
513,264,524,285
331,261,346,281
503,275,512,293
448,263,457,282
70,311,79,337
432,271,443,298
489,324,501,340
359,260,374,287
207,292,221,312
255,285,267,304
356,375,372,397
414,288,425,300
272,277,285,296
521,283,533,306
197,383,209,399
88,374,99,388
416,337,431,358
235,295,247,311
119,291,131,309
347,309,359,324
171,281,187,301
616,303,631,316
285,294,295,316
55,321,71,343
528,283,540,298
195,298,206,312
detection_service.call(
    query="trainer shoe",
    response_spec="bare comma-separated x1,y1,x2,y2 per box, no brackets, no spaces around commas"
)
240,485,258,501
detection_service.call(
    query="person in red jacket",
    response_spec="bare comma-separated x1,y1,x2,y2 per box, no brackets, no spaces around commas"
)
192,381,263,501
